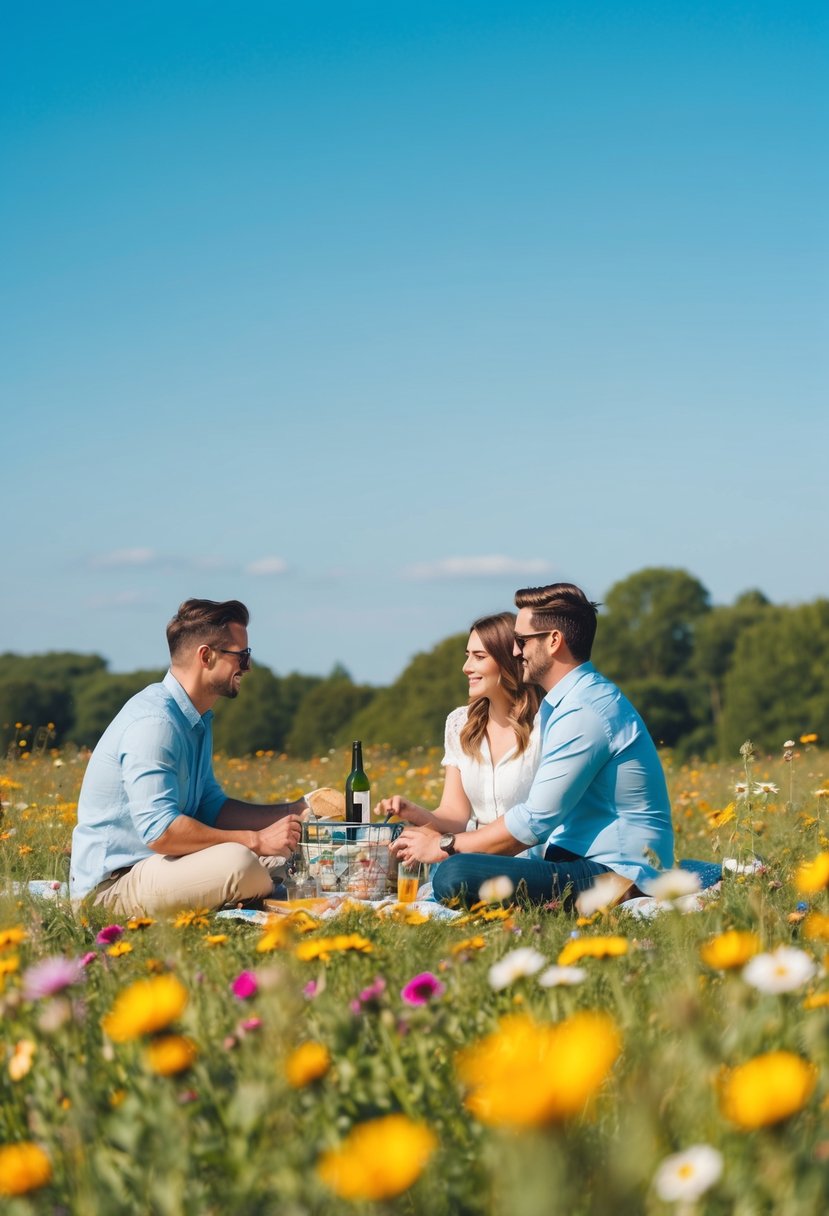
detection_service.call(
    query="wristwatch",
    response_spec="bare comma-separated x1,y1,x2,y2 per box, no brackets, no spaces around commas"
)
438,832,457,856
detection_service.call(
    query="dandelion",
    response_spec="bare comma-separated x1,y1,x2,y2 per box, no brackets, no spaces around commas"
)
0,927,26,951
742,946,817,993
8,1039,36,1082
21,956,84,1000
478,875,515,904
95,924,124,945
0,1142,52,1196
285,1041,331,1087
318,1114,437,1200
719,1051,817,1129
107,941,133,958
401,972,445,1005
557,935,628,967
653,1144,723,1203
295,934,374,962
488,947,546,991
538,965,587,987
456,1011,621,1127
102,974,188,1042
231,971,258,1000
794,852,829,893
145,1035,198,1076
699,930,761,971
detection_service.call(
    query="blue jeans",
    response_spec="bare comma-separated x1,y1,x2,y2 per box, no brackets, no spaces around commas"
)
431,846,611,908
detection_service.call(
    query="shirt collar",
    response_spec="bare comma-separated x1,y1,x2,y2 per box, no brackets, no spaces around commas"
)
163,670,213,729
542,661,595,711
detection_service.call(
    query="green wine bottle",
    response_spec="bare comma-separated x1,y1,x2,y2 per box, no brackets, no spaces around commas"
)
345,740,371,824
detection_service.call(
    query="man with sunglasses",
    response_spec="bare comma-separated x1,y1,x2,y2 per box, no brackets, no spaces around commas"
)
393,582,674,907
70,598,305,916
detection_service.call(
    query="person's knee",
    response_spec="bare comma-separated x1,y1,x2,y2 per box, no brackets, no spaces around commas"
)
432,856,473,904
218,843,273,902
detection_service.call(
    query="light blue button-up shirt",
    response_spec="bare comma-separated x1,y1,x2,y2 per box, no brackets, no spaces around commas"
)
503,663,674,889
70,672,227,900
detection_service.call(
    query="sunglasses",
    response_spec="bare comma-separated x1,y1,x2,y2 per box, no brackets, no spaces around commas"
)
214,646,252,671
513,632,552,651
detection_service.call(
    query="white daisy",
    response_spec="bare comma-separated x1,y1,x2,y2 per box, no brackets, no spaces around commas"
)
487,947,546,991
742,945,817,994
645,869,701,901
537,965,587,987
478,875,515,904
653,1144,724,1203
754,781,779,796
783,740,796,750
734,782,748,798
574,871,635,916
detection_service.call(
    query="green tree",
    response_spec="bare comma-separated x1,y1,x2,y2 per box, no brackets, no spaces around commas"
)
70,670,166,747
719,601,829,756
212,666,322,756
286,675,377,757
349,632,468,751
0,680,74,753
690,590,771,753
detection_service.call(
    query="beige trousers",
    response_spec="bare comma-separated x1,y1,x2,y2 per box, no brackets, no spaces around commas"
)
92,844,285,918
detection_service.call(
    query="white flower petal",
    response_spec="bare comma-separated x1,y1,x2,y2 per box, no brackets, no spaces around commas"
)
487,947,547,991
654,1145,724,1202
537,965,587,988
742,946,817,994
478,875,515,904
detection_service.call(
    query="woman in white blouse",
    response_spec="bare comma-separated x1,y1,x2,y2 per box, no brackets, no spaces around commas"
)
377,612,541,843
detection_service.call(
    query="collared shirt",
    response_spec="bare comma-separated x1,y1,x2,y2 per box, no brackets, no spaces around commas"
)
69,671,227,900
503,662,674,889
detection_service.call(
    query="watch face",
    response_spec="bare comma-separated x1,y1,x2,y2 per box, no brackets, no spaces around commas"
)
439,833,455,853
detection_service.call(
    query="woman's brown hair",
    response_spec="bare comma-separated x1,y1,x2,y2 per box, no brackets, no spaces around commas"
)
459,611,540,760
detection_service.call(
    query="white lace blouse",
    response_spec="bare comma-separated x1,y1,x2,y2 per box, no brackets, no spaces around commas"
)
442,706,541,837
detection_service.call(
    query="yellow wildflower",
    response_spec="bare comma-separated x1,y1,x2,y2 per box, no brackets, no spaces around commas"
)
173,909,210,928
204,934,228,947
799,733,818,745
102,974,188,1042
803,991,829,1010
0,927,26,951
295,934,374,962
557,935,629,967
285,1041,331,1088
450,936,487,955
107,941,133,958
126,917,155,930
318,1114,437,1200
0,956,20,980
803,913,829,942
456,1011,621,1127
699,930,761,971
8,1039,36,1082
794,853,829,894
719,1051,817,1129
144,1035,198,1076
0,1142,52,1196
706,804,736,829
257,920,294,953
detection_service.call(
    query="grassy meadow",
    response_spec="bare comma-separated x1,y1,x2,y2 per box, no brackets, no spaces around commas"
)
1,741,828,1214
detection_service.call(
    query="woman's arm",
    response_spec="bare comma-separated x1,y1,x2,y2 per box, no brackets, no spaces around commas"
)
376,766,473,832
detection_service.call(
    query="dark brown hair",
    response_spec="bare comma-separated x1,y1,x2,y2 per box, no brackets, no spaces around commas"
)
514,582,599,662
460,611,540,760
166,599,250,661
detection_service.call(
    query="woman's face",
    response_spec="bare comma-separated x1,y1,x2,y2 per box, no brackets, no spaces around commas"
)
462,630,502,702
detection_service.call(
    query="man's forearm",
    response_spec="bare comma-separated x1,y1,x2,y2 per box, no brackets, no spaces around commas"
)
452,817,527,857
150,814,259,857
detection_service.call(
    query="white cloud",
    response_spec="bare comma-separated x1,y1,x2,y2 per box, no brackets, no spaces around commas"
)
89,547,157,568
245,556,289,576
402,555,554,581
87,590,157,610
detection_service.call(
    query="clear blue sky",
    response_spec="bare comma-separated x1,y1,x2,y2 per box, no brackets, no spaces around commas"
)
2,1,827,685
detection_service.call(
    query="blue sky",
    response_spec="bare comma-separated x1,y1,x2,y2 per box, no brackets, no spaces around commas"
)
2,1,827,685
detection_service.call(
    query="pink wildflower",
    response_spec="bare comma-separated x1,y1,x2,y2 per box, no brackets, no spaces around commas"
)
231,971,258,1000
401,971,445,1006
80,952,98,968
96,924,124,945
22,956,84,1001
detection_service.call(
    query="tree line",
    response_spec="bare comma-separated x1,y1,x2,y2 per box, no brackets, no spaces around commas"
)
2,567,827,761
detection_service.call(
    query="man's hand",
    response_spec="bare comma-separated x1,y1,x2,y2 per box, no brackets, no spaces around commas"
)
252,814,302,858
391,824,446,865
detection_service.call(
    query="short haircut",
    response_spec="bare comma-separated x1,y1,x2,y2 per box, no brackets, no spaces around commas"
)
166,598,250,661
514,583,599,662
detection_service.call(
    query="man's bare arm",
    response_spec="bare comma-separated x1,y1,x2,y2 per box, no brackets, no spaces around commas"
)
150,810,301,858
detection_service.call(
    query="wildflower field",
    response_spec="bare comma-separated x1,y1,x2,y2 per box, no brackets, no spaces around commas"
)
1,742,828,1215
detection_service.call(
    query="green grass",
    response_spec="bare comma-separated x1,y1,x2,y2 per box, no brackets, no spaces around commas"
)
0,744,827,1214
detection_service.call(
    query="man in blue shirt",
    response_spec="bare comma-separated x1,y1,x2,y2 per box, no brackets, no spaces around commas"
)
70,598,304,916
392,582,674,906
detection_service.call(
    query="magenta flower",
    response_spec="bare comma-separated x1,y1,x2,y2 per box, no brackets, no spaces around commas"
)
80,952,98,968
358,976,387,1004
96,924,124,945
231,971,258,1000
303,978,321,999
239,1017,262,1034
400,971,445,1006
21,956,84,1001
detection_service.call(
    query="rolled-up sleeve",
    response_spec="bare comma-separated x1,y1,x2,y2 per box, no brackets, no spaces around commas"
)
119,718,189,845
503,706,610,845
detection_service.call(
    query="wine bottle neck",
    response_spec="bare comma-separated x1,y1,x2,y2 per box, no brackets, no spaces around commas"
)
351,741,363,770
